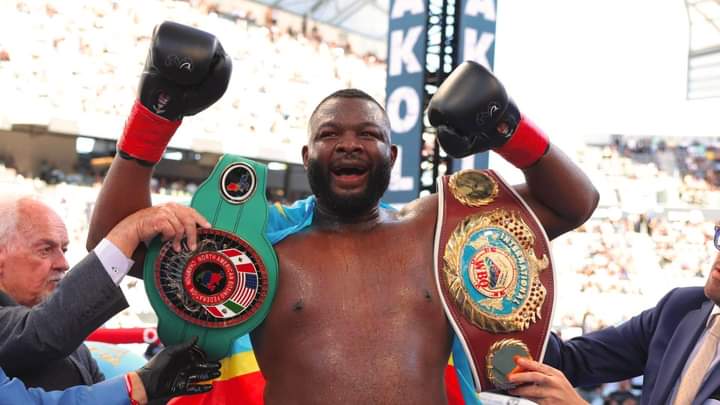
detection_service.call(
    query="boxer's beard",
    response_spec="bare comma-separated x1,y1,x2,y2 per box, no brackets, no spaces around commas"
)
307,156,391,217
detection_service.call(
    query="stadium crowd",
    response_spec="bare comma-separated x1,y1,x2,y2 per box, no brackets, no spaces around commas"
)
552,142,717,329
0,0,386,158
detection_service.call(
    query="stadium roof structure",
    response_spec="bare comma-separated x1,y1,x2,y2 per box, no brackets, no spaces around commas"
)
686,0,720,99
251,0,389,41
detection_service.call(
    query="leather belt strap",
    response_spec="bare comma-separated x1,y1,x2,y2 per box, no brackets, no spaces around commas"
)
434,169,555,391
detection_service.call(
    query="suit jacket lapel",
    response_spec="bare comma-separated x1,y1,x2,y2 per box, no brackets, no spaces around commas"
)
649,300,713,405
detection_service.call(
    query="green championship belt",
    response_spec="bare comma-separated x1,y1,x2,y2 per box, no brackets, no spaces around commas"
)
144,155,278,360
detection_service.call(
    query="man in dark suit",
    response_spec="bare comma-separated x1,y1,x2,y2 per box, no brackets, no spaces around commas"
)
506,228,720,405
0,196,210,391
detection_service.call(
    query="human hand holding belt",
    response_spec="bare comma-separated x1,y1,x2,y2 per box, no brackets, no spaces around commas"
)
506,357,589,405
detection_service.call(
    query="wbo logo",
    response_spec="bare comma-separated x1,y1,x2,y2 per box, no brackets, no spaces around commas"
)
469,246,515,299
442,203,549,333
460,227,530,319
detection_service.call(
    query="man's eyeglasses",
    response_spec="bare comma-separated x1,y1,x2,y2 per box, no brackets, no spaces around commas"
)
715,225,720,251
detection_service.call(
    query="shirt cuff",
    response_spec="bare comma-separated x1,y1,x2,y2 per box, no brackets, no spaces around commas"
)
94,238,135,285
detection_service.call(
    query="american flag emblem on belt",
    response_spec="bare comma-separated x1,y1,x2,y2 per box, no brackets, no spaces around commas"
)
203,248,260,319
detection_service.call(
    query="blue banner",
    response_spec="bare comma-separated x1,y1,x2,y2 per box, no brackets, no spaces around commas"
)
384,0,428,203
451,0,497,172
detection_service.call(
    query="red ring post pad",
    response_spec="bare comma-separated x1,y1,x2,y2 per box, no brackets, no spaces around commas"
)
117,101,182,164
495,115,549,169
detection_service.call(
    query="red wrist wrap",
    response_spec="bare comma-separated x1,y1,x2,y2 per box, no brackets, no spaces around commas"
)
117,101,182,164
495,115,550,169
125,374,141,405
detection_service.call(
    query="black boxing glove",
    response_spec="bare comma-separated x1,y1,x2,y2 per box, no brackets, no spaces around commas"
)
427,61,549,168
136,338,221,402
118,21,232,165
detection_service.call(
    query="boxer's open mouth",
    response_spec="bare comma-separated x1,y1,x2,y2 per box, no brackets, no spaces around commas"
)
331,161,368,175
330,162,369,186
333,167,367,175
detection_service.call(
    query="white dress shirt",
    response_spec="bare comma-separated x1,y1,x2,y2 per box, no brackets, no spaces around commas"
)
93,238,135,285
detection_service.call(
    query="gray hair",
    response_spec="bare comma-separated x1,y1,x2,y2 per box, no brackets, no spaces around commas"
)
0,196,36,250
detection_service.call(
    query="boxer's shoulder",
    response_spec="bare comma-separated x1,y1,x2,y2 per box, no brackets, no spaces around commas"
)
396,193,438,223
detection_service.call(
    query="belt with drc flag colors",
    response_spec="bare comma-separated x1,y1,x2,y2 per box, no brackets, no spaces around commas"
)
435,169,556,392
144,155,278,361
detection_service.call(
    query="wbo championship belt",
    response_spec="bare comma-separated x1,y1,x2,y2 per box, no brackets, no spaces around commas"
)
434,169,555,392
144,154,278,360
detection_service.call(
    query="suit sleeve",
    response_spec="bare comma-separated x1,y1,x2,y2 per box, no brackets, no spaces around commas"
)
1,367,130,405
0,253,129,375
543,289,676,387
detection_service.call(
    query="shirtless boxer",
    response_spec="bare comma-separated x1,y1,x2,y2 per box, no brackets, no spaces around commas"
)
87,22,599,404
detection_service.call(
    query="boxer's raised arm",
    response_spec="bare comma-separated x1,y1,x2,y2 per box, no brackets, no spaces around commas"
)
87,21,231,277
427,61,598,240
87,158,154,276
513,146,598,240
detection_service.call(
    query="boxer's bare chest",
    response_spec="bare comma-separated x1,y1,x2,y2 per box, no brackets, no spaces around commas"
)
251,210,453,404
